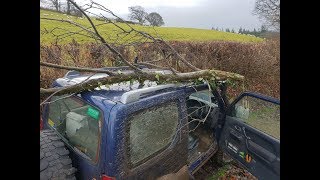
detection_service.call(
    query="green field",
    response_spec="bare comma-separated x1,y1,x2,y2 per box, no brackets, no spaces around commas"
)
40,9,263,44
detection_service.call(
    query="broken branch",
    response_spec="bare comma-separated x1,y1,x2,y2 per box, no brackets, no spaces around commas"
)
40,69,244,96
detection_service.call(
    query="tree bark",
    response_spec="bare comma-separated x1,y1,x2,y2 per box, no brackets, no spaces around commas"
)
67,0,71,15
40,69,244,96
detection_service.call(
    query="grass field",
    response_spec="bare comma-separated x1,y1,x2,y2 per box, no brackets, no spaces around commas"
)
246,103,280,139
40,9,263,44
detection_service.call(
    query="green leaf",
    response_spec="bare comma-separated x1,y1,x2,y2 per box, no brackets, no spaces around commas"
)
129,79,134,86
97,81,103,90
104,84,110,89
209,81,217,90
155,74,160,81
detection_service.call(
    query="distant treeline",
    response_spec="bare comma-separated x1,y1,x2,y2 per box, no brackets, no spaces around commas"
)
40,0,83,17
211,25,279,39
40,7,138,25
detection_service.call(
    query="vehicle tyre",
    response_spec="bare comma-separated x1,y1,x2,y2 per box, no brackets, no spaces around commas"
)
40,130,77,180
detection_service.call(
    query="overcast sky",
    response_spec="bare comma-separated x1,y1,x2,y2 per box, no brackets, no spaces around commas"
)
80,0,262,31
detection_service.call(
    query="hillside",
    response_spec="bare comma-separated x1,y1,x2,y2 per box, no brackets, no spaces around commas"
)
40,9,263,44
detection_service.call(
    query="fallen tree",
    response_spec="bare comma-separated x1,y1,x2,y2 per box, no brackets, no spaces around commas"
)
40,68,244,96
40,0,245,103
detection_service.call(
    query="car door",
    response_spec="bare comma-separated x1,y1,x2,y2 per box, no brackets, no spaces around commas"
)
106,89,190,179
219,92,280,180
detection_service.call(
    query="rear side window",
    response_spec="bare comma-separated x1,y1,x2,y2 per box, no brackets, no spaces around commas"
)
47,95,101,161
128,101,179,166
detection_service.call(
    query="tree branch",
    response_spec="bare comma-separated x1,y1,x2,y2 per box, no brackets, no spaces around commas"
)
67,0,142,72
40,61,116,75
78,1,199,71
40,69,244,96
41,17,97,36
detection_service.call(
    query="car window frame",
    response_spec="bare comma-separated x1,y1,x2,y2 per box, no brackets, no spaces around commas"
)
125,100,180,168
226,92,280,140
47,94,103,165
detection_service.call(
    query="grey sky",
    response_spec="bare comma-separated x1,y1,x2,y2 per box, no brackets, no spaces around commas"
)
81,0,262,31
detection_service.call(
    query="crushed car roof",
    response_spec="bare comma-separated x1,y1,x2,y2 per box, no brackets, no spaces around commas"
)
52,66,177,104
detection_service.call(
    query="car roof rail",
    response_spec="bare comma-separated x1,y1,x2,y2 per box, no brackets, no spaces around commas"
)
64,70,81,78
63,65,148,78
120,84,176,104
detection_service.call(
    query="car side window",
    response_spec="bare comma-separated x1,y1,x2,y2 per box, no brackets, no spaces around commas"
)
128,101,179,166
48,95,101,162
231,96,280,139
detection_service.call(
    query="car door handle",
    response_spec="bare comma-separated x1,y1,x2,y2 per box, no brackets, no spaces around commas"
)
247,140,276,162
242,127,251,140
230,130,243,142
234,125,241,131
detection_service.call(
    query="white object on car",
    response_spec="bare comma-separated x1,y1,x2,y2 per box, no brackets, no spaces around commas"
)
66,112,88,137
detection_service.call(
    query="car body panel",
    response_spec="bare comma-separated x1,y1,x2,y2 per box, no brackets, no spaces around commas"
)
42,69,280,179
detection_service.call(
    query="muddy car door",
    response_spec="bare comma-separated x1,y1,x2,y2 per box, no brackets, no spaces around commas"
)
106,89,190,179
219,92,280,180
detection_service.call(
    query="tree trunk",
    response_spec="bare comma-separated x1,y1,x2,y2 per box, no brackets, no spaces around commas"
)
67,0,71,15
40,69,244,96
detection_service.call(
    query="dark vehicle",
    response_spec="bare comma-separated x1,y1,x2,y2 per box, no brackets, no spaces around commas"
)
40,66,280,180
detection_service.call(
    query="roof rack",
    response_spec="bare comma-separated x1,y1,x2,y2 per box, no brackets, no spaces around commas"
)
64,70,81,78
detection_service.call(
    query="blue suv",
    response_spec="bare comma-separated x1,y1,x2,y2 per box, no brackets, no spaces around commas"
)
40,66,280,180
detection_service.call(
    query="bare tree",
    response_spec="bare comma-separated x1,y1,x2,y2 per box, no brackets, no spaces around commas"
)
66,0,71,14
40,0,51,8
49,0,61,11
70,4,82,17
40,0,244,101
253,0,280,30
146,12,164,26
128,6,148,25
